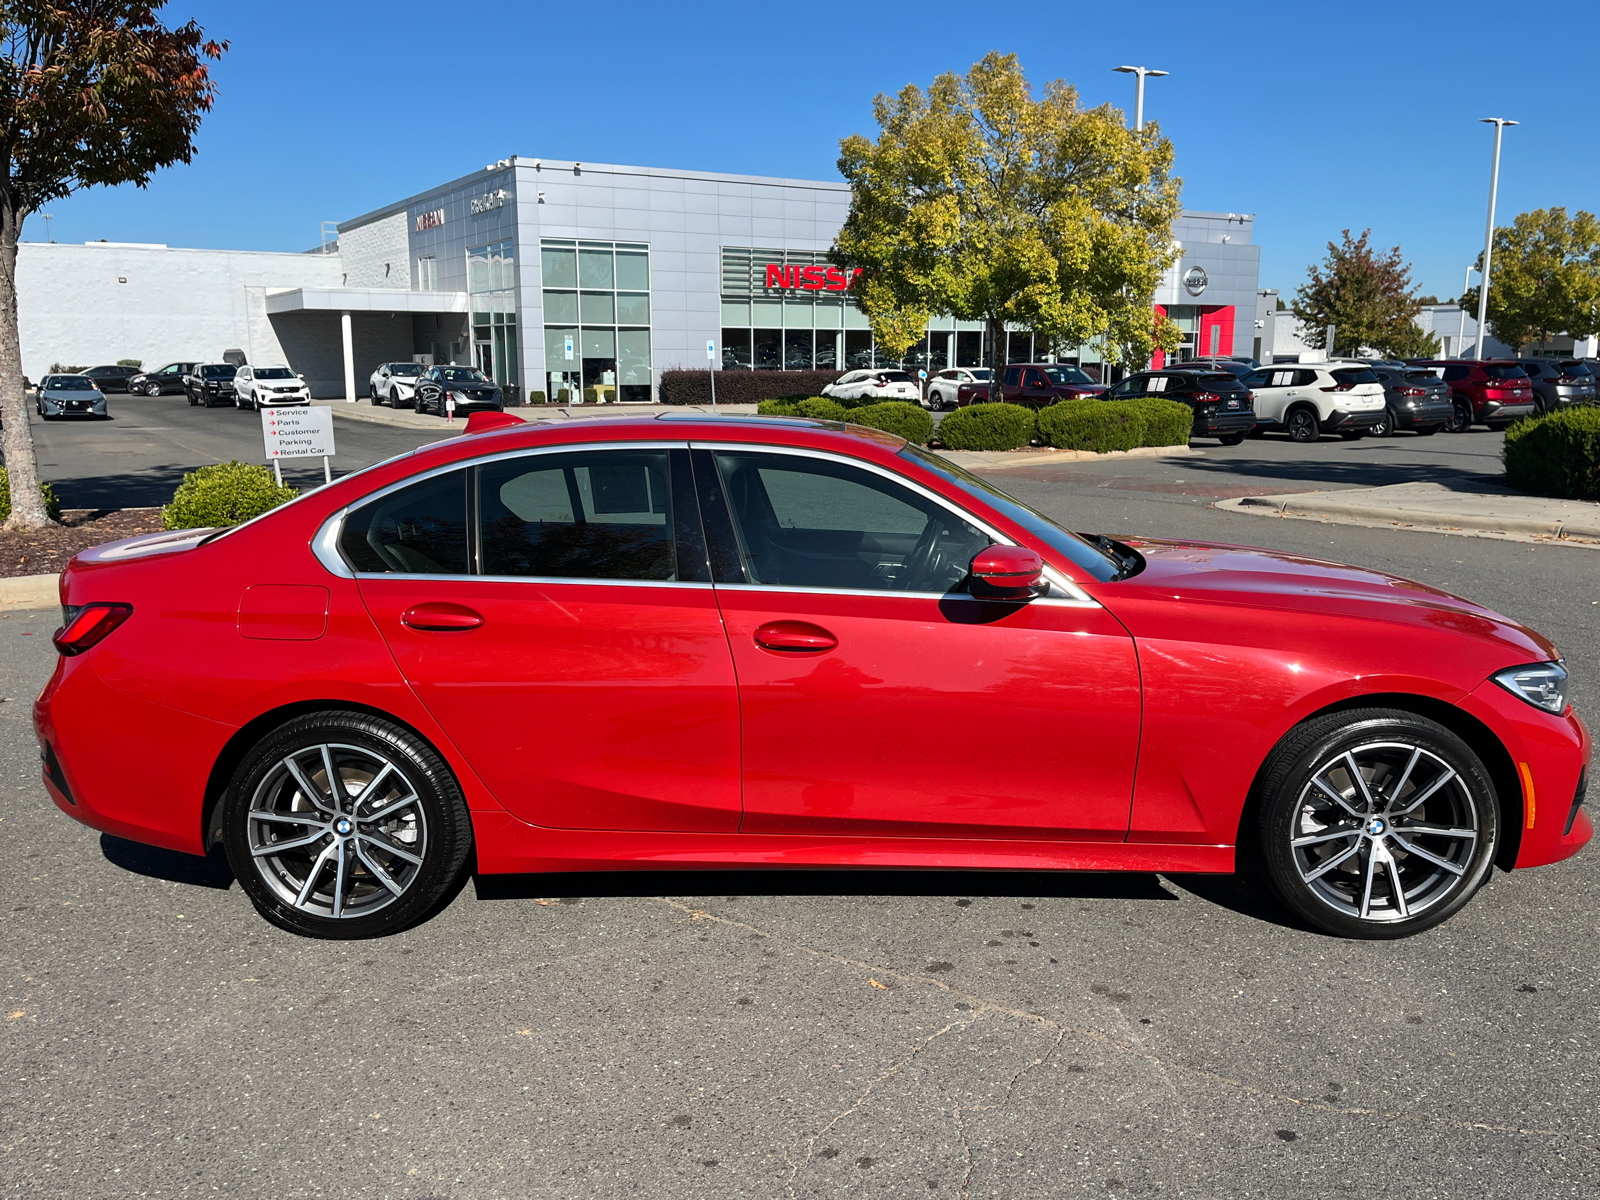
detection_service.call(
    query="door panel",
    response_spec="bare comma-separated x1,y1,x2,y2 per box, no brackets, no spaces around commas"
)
718,588,1141,839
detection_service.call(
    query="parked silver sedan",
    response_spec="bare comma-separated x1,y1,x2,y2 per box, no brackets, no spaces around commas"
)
36,374,109,419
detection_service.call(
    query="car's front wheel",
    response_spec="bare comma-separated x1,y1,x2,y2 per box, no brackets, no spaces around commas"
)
222,711,474,939
1250,708,1498,939
1285,407,1319,443
145,383,162,397
1445,399,1473,432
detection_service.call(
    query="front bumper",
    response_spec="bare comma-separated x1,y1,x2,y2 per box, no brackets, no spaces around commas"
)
258,395,311,406
40,401,107,416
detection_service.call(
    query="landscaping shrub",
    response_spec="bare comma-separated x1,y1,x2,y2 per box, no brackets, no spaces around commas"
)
1035,398,1193,452
934,403,1036,451
161,461,298,530
1504,406,1600,500
794,397,849,422
659,368,843,406
757,398,801,415
849,401,934,445
0,470,61,523
525,389,547,405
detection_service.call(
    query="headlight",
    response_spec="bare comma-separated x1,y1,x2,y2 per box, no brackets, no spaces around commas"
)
1493,661,1569,714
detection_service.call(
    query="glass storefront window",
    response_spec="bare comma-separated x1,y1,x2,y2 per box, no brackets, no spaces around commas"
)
845,330,872,370
783,299,813,328
578,245,615,289
784,330,813,370
722,329,751,369
721,300,750,327
543,291,578,324
815,331,839,369
580,291,615,325
542,243,577,288
618,329,652,401
469,241,518,395
616,293,650,325
616,249,649,291
956,331,983,367
753,328,781,370
752,298,783,327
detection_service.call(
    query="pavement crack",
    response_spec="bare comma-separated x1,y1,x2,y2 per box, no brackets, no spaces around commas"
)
653,897,1599,1149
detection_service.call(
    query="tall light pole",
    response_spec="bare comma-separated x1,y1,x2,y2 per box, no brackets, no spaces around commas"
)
1456,265,1474,357
1474,117,1517,359
1113,65,1168,133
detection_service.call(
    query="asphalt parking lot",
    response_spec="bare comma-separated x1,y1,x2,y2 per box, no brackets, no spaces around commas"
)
2,417,1597,1198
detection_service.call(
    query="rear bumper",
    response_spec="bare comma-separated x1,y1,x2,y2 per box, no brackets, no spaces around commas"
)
1394,400,1452,427
1322,407,1384,430
1192,411,1256,436
1478,399,1536,421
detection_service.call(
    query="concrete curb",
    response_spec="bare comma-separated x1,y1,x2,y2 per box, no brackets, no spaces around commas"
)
0,573,60,610
1216,489,1600,547
943,444,1199,470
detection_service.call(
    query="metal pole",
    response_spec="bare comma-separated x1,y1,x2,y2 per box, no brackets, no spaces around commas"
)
1114,66,1167,134
273,458,282,487
323,456,331,485
1457,266,1471,356
1474,118,1516,359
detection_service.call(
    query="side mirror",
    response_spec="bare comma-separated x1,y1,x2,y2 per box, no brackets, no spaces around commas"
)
970,545,1045,598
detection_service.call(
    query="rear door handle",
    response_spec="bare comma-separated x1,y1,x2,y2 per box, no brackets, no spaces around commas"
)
753,620,837,653
401,602,484,632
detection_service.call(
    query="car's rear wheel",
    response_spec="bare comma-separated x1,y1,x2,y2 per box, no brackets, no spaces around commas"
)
1446,399,1473,432
414,393,426,414
370,384,380,405
1371,408,1394,437
1285,407,1319,443
223,711,473,939
1250,708,1498,939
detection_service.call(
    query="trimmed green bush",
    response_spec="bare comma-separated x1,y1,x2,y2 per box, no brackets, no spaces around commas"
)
1504,406,1600,500
162,461,298,530
659,368,843,405
757,398,801,415
849,401,934,445
0,469,61,523
525,389,547,405
1036,398,1193,452
794,397,849,422
935,403,1036,451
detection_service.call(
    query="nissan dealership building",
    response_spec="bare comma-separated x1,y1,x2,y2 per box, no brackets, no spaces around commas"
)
18,156,1261,400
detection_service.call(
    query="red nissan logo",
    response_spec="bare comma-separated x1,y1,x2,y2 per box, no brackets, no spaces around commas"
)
764,264,861,292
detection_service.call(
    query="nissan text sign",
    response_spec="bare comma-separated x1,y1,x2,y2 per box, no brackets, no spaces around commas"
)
763,264,863,292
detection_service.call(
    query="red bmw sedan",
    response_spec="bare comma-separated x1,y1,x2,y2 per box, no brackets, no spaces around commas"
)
35,413,1590,940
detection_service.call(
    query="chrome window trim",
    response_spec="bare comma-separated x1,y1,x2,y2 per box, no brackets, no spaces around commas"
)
310,440,689,583
346,573,712,591
688,441,1098,607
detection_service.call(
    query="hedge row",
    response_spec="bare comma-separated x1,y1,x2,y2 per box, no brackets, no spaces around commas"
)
756,397,936,445
1505,406,1600,500
934,399,1195,452
1036,398,1193,452
162,461,298,530
659,368,843,406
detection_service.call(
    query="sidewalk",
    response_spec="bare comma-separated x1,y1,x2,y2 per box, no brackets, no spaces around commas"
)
1216,479,1600,546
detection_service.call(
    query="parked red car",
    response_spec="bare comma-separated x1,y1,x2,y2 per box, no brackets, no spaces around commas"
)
1409,359,1537,432
957,363,1105,408
36,412,1590,940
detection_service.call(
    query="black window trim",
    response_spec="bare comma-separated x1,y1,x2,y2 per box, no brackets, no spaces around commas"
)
313,440,713,589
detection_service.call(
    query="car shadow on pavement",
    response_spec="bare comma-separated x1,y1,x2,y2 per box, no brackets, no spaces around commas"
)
100,834,234,889
1177,450,1504,491
474,868,1178,904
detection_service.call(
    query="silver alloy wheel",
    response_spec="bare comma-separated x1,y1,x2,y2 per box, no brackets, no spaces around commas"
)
245,742,428,920
1290,740,1478,923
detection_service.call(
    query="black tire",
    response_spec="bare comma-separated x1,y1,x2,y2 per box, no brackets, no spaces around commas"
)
1249,707,1498,939
414,392,426,414
1217,431,1247,446
1445,399,1473,433
1371,408,1395,437
145,382,162,397
1285,407,1320,443
188,393,199,406
222,710,473,940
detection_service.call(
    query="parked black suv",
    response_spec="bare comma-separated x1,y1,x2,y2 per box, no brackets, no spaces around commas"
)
1517,359,1596,413
1360,360,1452,436
128,362,199,396
1104,366,1256,444
184,363,238,407
80,364,141,394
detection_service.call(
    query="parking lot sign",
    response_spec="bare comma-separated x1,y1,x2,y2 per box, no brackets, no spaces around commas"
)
262,405,337,484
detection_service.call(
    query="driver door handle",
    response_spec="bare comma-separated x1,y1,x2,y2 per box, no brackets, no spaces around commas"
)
753,620,837,653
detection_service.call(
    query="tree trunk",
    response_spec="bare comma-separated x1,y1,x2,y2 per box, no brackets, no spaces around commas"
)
0,199,50,530
986,316,1005,398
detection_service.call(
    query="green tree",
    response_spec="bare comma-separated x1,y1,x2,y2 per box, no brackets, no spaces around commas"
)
832,52,1183,374
1461,208,1600,350
0,3,225,529
1291,229,1425,358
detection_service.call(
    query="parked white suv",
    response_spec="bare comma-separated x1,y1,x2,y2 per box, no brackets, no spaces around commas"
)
822,369,921,404
369,361,425,407
926,367,992,410
1241,362,1386,442
235,365,310,410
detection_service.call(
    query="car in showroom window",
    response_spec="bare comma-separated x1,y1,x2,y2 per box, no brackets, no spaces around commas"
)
36,413,1589,942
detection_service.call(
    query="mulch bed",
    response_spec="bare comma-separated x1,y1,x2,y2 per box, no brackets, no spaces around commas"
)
0,508,165,578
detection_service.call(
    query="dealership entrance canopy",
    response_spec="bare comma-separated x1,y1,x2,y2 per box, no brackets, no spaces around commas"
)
15,158,1260,399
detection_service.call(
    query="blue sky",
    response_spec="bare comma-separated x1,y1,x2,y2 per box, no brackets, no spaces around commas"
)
24,0,1597,303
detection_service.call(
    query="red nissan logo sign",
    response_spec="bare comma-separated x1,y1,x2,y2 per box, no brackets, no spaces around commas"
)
765,264,861,292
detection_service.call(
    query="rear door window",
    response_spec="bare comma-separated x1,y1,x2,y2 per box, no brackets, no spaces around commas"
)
1442,365,1470,381
340,470,470,575
478,450,675,581
1002,367,1022,387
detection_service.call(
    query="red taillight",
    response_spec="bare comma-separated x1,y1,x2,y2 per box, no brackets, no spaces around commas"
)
1193,391,1219,403
52,603,133,656
1321,382,1355,392
1396,386,1427,396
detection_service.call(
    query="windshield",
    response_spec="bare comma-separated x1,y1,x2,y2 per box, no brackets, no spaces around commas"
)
203,365,236,379
254,367,296,380
46,376,95,390
439,367,490,383
899,445,1120,583
390,363,423,376
1042,366,1094,386
1485,365,1528,380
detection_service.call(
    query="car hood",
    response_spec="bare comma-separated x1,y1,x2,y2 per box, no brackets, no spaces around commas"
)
1109,537,1559,663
